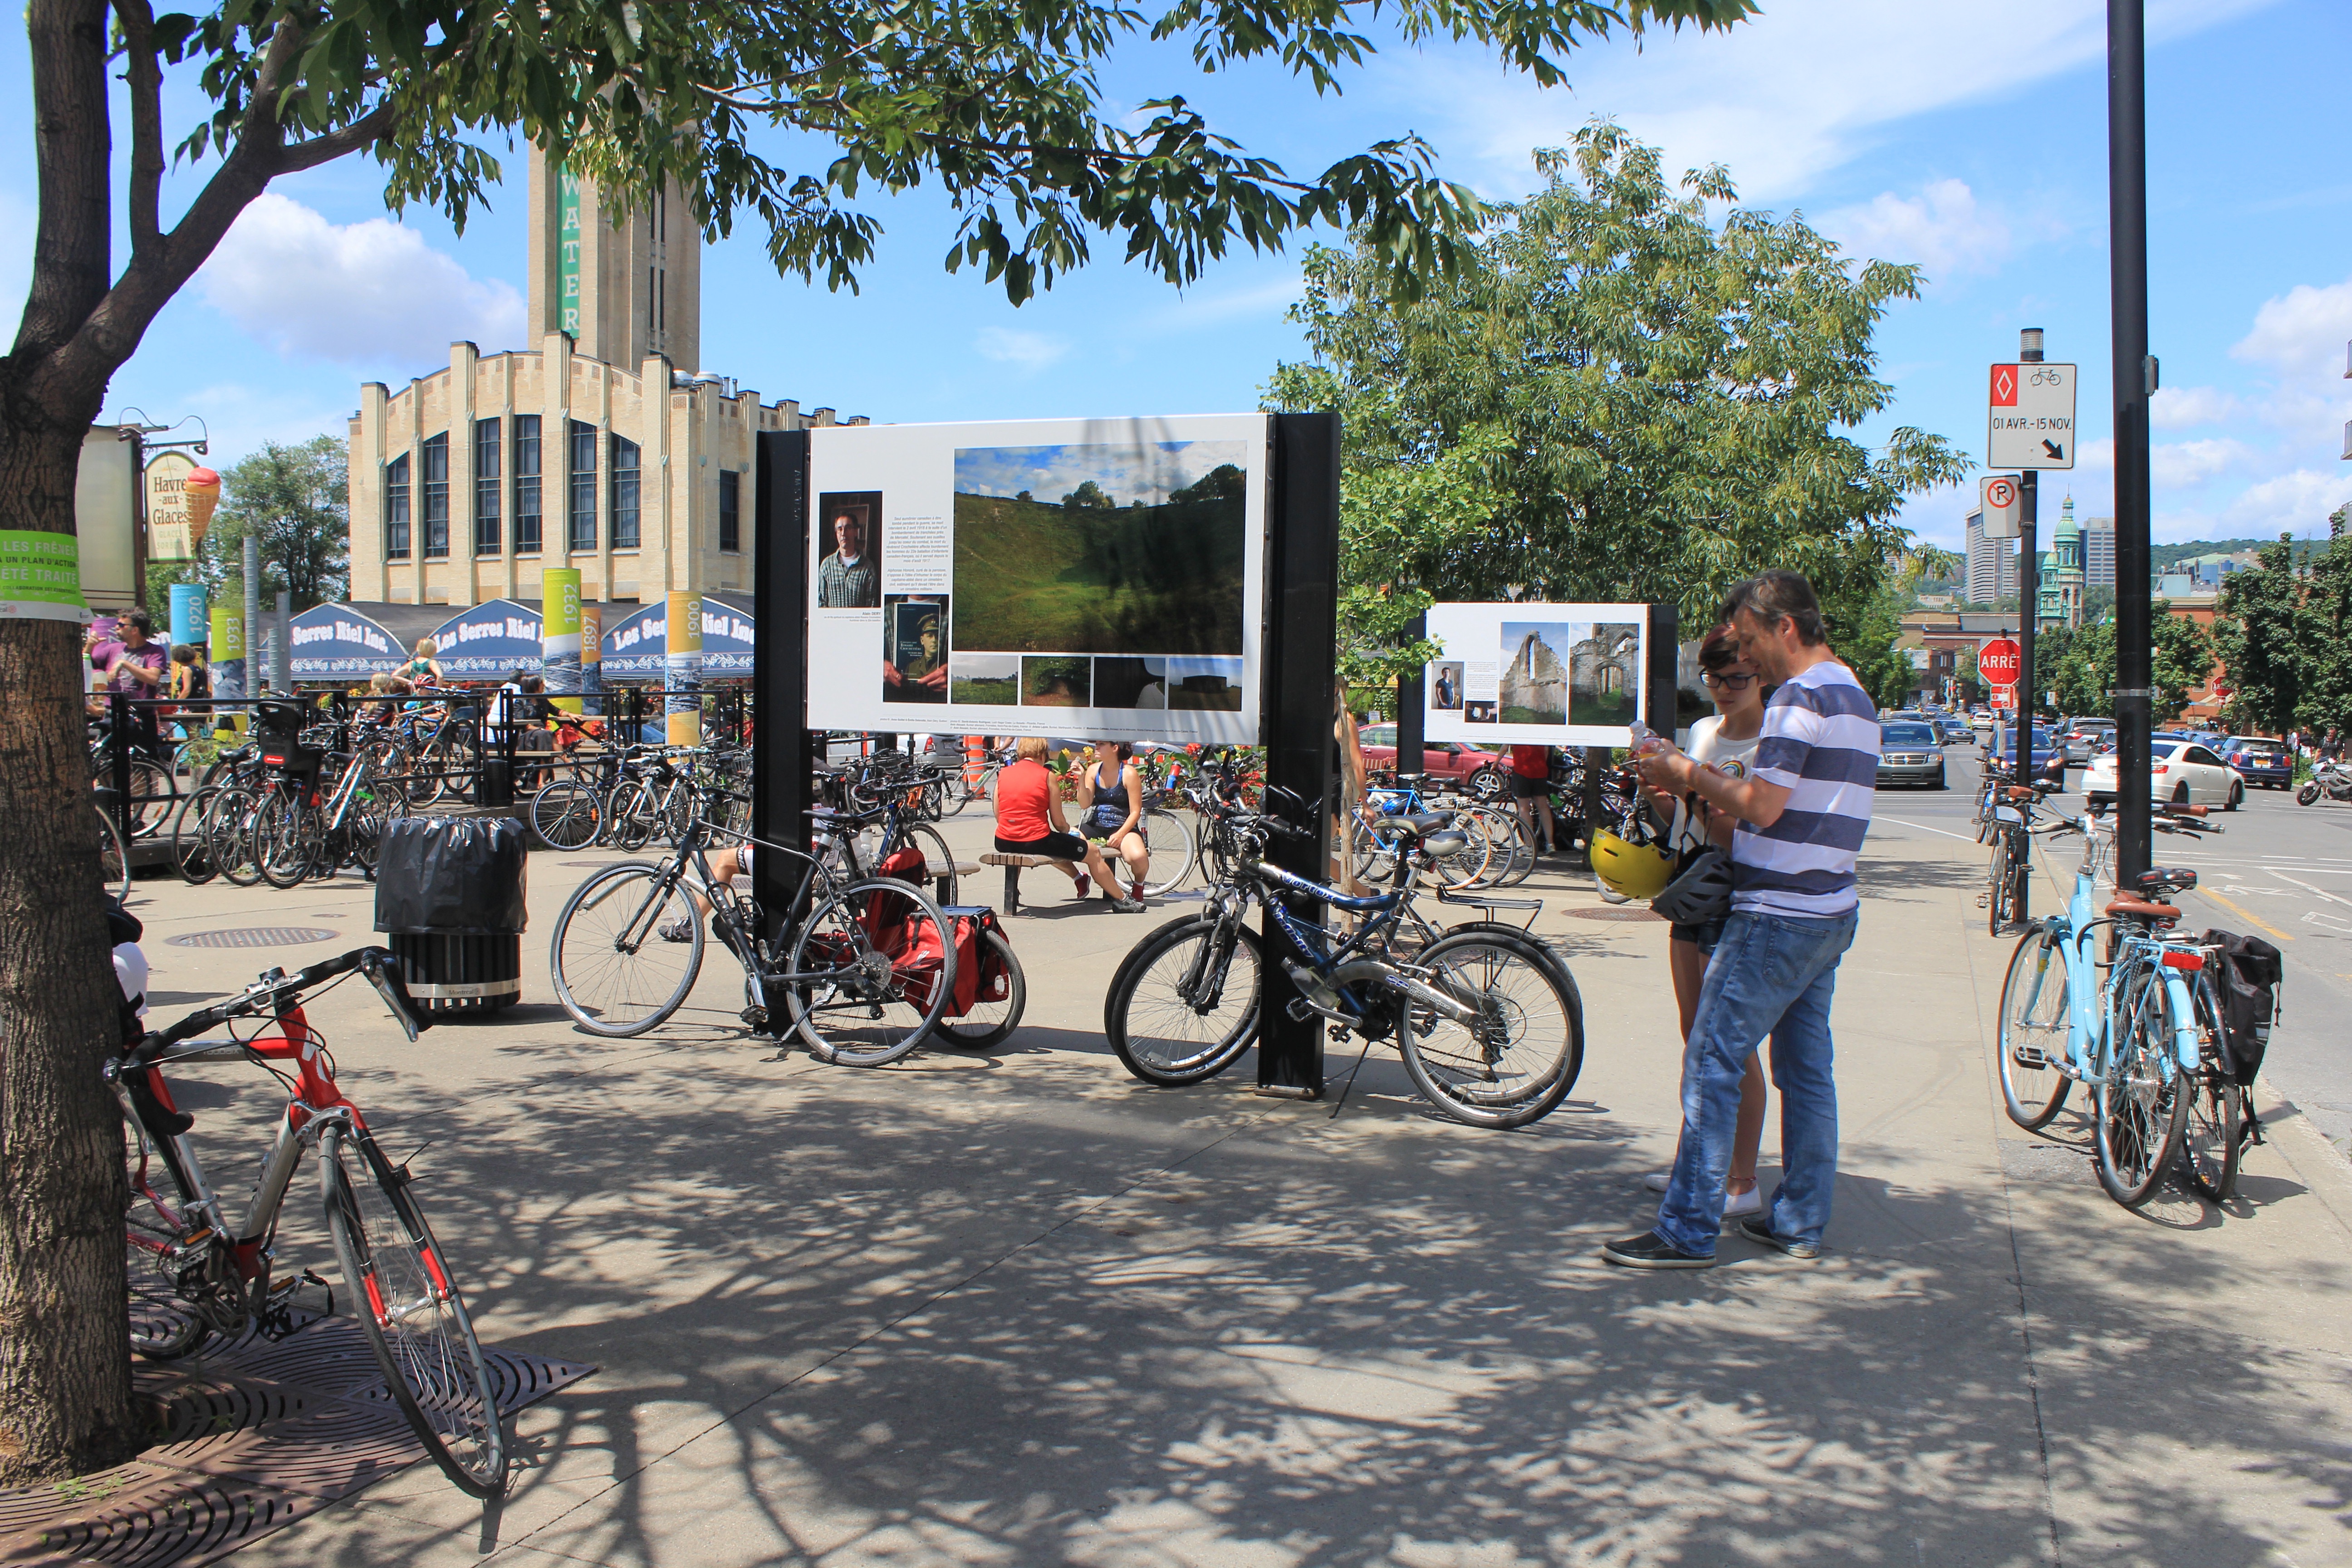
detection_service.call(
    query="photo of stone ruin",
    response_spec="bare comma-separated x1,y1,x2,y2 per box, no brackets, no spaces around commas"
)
1499,622,1572,725
1571,623,1642,727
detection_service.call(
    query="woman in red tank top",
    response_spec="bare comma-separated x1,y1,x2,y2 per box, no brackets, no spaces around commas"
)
992,737,1138,910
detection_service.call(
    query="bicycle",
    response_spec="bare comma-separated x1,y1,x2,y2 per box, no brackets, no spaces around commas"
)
1102,789,1584,1128
113,947,507,1496
1982,780,2055,935
1995,801,2222,1207
548,785,960,1064
93,796,130,900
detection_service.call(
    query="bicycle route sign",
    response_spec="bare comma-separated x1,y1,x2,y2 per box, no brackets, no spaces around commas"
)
1988,363,2077,469
1978,637,2023,686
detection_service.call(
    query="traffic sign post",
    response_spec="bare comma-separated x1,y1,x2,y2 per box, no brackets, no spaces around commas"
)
1988,361,2078,469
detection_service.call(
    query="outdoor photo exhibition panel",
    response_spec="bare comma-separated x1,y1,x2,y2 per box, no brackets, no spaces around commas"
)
1423,602,1651,747
803,414,1269,744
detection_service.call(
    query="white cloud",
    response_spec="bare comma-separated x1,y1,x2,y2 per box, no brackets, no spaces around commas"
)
1819,180,2009,277
2151,438,2256,490
2149,385,2239,430
196,195,521,365
1392,0,2281,202
973,326,1070,373
2222,467,2352,534
2230,277,2352,375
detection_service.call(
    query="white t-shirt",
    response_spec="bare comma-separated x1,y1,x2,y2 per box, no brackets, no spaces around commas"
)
1671,714,1764,850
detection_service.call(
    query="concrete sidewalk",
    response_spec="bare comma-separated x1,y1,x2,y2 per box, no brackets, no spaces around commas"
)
115,809,2352,1566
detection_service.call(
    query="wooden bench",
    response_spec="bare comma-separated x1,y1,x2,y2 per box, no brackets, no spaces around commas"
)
979,852,1068,914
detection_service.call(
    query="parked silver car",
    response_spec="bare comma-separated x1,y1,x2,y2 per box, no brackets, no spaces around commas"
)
1877,720,1947,789
2062,716,2116,762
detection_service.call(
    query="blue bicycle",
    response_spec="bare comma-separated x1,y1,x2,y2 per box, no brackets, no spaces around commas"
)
1996,799,2225,1206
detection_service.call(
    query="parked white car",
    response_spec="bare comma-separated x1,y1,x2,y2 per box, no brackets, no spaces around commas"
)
2084,739,2244,811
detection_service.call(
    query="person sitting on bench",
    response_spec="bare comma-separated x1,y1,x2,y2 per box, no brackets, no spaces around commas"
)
994,736,1139,911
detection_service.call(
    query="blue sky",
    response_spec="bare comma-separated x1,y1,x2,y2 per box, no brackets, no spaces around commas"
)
954,442,1248,505
7,0,2351,555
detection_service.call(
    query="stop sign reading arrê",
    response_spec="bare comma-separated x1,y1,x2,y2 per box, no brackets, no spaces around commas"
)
1979,638,2022,686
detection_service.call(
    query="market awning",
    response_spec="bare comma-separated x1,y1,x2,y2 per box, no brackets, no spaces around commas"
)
602,595,755,679
428,598,544,681
287,603,405,681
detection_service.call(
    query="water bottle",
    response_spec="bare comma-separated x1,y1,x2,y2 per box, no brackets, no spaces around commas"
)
1627,719,1668,759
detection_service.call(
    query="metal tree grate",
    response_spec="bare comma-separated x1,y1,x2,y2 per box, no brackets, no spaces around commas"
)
166,928,341,950
0,1314,593,1568
1565,906,1665,922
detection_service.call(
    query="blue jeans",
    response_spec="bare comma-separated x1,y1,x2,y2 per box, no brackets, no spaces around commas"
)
1655,907,1858,1257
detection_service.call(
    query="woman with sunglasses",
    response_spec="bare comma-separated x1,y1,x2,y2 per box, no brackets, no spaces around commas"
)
1643,626,1770,1218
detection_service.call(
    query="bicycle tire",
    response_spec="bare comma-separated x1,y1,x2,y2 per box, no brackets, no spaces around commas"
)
2094,967,2190,1207
94,802,132,902
1473,806,1537,887
320,1125,508,1497
932,929,1028,1049
212,786,266,887
170,787,220,884
1136,805,1196,897
549,862,706,1035
783,877,956,1066
1996,926,2071,1130
2006,841,2031,930
124,1137,210,1359
1103,915,1263,1085
529,779,604,850
257,795,320,890
2178,975,2244,1203
897,821,962,906
1395,930,1584,1128
1986,839,2010,936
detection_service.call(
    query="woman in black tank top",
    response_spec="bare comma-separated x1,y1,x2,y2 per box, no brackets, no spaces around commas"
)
1083,740,1152,902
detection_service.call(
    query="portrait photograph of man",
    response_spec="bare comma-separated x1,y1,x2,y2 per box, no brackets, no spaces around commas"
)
884,596,948,704
816,492,882,608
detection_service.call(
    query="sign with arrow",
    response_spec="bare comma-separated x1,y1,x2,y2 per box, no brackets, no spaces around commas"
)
1988,363,2077,470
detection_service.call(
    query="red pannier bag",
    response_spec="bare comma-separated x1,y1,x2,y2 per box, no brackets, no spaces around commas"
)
938,906,1011,1019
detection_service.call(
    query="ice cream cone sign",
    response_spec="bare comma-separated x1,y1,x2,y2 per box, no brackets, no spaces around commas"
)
182,467,220,546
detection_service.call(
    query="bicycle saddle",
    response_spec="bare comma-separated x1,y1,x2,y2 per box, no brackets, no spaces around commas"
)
2002,785,2038,801
1421,830,1470,854
2135,866,2198,896
2104,894,2180,924
1382,812,1455,836
1390,772,1433,787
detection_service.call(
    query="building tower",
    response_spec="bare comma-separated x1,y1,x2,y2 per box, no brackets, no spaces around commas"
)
1966,509,2017,605
526,147,701,374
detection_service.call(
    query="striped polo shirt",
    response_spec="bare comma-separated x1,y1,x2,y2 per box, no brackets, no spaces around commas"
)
1731,658,1877,917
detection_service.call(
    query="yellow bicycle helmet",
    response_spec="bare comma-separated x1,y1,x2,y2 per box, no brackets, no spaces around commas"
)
1589,828,1677,901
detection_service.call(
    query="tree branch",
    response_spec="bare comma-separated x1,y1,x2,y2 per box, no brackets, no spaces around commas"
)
112,0,165,259
277,101,398,173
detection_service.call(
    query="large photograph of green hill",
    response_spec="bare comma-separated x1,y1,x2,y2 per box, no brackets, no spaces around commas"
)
951,441,1250,655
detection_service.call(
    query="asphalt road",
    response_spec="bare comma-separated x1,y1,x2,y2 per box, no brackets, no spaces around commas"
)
1878,747,2352,1154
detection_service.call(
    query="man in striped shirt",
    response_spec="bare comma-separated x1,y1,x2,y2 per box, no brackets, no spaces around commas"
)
1608,570,1877,1268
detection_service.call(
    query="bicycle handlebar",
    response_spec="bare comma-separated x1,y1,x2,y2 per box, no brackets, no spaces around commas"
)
132,946,426,1064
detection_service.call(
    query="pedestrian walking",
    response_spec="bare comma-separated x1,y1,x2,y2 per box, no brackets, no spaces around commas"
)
1608,570,1877,1268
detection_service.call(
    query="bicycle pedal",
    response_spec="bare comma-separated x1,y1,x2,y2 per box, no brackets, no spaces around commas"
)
740,1005,771,1031
2011,1046,2047,1070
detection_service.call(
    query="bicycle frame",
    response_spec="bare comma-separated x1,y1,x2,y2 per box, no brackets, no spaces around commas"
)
2024,818,2200,1085
119,1001,367,1309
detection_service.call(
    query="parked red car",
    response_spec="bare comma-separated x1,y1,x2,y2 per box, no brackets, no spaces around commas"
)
1357,724,1502,790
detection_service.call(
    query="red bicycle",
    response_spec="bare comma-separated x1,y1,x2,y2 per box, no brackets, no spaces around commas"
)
113,947,508,1496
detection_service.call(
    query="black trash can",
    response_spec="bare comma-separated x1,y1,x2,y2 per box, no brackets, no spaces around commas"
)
374,816,528,1014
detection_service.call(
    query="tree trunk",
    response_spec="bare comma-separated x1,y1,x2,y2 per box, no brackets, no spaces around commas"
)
0,417,142,1483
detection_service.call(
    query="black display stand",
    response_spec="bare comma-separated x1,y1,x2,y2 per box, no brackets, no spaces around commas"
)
753,428,818,952
1256,413,1344,1099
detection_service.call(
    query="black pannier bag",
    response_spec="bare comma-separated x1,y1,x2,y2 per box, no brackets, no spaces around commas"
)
2199,928,2282,1088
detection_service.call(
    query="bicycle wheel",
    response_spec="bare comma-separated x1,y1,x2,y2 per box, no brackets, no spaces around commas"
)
783,877,956,1066
897,821,962,906
95,802,132,901
932,929,1028,1049
549,863,705,1035
1996,926,2072,1131
1986,840,2010,936
1473,806,1537,887
211,786,265,887
609,780,660,851
2179,976,2244,1202
1135,805,1197,896
170,787,220,884
530,778,604,850
119,758,176,839
1348,816,1405,887
320,1125,507,1497
2094,968,2191,1207
1395,931,1584,1128
1103,915,1263,1085
257,793,320,890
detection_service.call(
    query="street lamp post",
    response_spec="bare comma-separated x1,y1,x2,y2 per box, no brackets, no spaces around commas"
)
2016,330,2043,802
2109,0,2154,887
